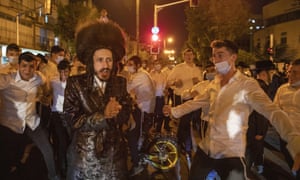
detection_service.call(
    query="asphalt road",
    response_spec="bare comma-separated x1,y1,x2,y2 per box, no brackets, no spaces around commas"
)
6,124,298,180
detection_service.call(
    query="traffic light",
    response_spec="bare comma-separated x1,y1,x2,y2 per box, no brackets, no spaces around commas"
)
267,47,273,55
150,26,160,54
152,34,159,42
190,0,199,7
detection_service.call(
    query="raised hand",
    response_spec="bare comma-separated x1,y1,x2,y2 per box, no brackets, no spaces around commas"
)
163,105,171,117
104,97,122,119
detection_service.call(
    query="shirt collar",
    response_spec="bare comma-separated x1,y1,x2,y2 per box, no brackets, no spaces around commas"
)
15,71,38,82
213,70,242,85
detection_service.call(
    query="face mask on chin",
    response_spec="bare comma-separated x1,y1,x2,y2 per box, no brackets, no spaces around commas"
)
7,56,18,65
127,66,136,73
215,61,231,75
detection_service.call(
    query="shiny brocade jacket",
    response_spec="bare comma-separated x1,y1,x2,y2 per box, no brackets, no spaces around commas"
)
63,74,132,180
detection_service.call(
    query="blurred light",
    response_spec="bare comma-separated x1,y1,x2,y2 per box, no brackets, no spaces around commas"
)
54,37,59,45
152,34,159,41
167,37,173,43
44,15,48,23
151,26,159,34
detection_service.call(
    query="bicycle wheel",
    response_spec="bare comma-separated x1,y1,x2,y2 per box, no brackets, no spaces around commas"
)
146,137,178,170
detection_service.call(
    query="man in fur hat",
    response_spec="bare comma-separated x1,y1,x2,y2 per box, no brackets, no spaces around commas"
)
63,20,132,179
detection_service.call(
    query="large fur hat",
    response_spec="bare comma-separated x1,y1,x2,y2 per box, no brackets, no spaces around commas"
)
75,20,126,68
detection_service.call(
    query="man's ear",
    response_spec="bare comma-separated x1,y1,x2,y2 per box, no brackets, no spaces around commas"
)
231,54,238,63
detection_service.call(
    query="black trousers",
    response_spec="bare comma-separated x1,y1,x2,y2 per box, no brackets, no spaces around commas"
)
174,94,196,155
127,107,153,166
154,96,170,132
189,147,250,180
0,125,57,179
49,112,70,176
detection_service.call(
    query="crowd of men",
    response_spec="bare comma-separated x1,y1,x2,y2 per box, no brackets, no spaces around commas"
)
0,19,299,180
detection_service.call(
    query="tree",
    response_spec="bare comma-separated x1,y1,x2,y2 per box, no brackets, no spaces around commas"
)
53,2,99,54
185,0,252,63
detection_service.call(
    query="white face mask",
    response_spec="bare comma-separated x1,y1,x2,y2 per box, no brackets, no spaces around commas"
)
7,56,18,65
206,72,216,81
55,56,64,64
154,64,162,71
127,66,136,73
215,61,231,75
290,80,300,87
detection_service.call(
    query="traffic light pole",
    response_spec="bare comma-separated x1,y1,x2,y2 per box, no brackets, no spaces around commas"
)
154,0,189,27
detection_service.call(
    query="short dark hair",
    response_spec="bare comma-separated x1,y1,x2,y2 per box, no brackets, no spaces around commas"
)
50,45,64,54
128,55,142,67
19,52,35,64
291,59,300,66
36,53,48,64
6,43,20,53
57,59,71,70
210,40,239,54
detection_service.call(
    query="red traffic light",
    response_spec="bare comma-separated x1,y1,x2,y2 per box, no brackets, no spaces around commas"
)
267,47,274,55
151,34,159,42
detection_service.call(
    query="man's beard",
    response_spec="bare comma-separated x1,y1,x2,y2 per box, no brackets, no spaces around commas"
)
95,68,112,81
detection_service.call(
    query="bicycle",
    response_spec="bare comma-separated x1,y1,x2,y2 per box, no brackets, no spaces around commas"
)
137,129,179,171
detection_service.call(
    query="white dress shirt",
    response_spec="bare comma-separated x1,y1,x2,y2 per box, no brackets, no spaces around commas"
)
167,62,202,96
171,71,300,159
50,78,67,112
127,68,156,113
181,80,211,121
150,70,168,97
0,71,46,133
274,83,300,131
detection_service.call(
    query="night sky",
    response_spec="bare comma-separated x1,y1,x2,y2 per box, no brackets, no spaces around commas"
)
92,0,269,53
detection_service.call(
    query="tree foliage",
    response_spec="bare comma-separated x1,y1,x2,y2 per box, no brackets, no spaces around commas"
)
185,0,252,63
53,2,99,53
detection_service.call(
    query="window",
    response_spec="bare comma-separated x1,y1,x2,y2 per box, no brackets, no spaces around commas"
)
280,32,287,44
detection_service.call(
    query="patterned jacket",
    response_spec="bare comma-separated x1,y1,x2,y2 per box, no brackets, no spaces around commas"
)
64,74,132,180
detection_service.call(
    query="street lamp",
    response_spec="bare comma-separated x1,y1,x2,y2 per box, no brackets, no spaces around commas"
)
136,0,140,55
164,37,174,49
167,37,173,44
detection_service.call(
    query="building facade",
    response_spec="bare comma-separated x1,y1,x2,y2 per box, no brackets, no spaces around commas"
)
253,0,300,61
0,0,68,63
